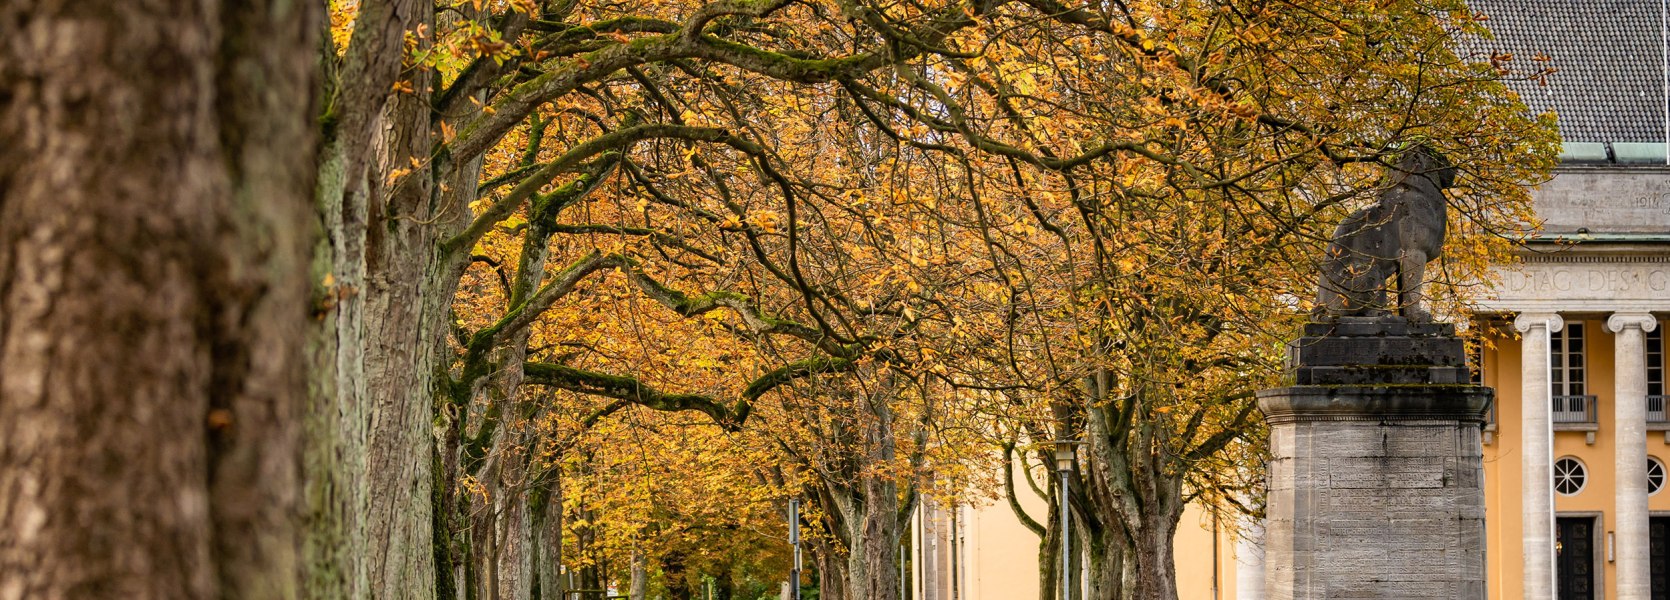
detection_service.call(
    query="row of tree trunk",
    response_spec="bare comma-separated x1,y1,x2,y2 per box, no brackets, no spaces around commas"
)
0,3,1218,600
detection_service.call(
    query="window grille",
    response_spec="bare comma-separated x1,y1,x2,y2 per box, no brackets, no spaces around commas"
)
1648,323,1663,397
1554,457,1587,496
1649,323,1665,424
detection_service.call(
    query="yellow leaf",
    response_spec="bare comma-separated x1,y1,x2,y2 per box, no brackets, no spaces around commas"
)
384,167,412,186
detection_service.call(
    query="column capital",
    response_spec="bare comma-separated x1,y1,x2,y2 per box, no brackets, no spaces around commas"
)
1514,312,1565,334
1607,312,1659,333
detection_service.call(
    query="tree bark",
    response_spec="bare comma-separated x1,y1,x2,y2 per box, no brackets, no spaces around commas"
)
305,0,435,598
629,549,648,600
845,534,871,600
466,141,546,600
0,0,318,597
1039,518,1059,600
1124,503,1181,600
857,399,903,600
533,473,565,600
1085,403,1184,600
1084,531,1123,600
825,382,908,600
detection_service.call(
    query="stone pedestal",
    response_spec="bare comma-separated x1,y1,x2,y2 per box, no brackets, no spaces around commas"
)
1259,317,1492,599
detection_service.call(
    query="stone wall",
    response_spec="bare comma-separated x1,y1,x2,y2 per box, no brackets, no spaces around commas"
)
1534,168,1670,233
1263,395,1487,599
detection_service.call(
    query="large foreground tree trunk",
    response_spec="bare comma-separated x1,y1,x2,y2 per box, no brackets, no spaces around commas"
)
0,0,318,597
305,0,429,597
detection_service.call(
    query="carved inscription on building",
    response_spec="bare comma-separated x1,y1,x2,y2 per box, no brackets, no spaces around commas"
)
1536,171,1670,232
1491,261,1670,303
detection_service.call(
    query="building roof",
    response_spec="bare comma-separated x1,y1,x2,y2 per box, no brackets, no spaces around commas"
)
1466,0,1668,144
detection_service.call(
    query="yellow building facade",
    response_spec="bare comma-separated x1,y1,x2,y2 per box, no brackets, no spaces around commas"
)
1476,312,1668,599
908,471,1252,600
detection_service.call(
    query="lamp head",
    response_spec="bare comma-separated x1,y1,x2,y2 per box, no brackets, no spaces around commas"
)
1052,440,1077,472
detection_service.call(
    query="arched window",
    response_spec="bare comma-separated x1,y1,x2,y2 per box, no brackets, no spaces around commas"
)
1649,457,1665,496
1554,457,1587,496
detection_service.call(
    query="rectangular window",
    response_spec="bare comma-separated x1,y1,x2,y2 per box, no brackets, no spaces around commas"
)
1649,322,1664,398
1552,322,1586,396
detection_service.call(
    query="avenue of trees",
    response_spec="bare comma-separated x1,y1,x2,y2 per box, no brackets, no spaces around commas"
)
0,0,1556,599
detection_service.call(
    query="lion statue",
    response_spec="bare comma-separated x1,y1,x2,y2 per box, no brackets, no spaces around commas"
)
1313,146,1458,322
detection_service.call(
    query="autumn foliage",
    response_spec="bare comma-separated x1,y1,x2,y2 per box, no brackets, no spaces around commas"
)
0,0,1556,598
392,0,1562,597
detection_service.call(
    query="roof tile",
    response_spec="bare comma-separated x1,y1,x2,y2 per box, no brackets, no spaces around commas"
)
1465,0,1668,142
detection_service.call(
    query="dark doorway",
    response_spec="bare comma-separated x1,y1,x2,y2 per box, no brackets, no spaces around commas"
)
1557,516,1596,600
1652,516,1670,600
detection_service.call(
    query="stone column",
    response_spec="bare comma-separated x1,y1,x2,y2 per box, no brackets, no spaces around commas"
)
1610,313,1659,600
1261,317,1489,599
1516,312,1562,600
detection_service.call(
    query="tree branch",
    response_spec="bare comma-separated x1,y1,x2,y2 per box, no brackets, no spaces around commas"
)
525,352,855,430
620,269,826,344
444,123,750,255
524,361,742,429
1003,442,1047,537
474,251,630,352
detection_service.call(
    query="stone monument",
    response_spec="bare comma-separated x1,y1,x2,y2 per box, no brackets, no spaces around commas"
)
1260,146,1492,599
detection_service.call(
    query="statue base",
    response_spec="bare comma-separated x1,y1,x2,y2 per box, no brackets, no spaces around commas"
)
1288,316,1470,386
1259,317,1491,599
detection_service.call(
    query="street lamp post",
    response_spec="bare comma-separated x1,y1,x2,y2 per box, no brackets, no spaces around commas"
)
1053,440,1077,600
789,498,801,600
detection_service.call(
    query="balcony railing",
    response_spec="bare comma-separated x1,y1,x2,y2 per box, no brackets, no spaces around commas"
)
1552,395,1598,425
1650,396,1669,424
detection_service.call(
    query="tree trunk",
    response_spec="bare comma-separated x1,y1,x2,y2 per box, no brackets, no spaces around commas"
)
629,549,648,600
857,399,903,600
846,539,870,600
1039,515,1059,600
1125,506,1181,600
858,509,901,600
470,440,534,600
825,403,907,600
0,0,318,597
815,543,849,600
467,141,541,600
1084,404,1185,600
1040,493,1123,600
1084,532,1123,600
713,567,735,600
533,474,565,600
305,0,445,597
